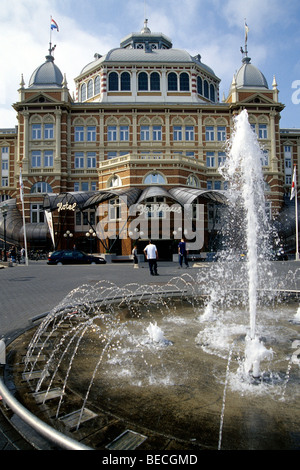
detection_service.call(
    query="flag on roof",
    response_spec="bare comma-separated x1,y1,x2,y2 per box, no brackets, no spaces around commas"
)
51,18,59,32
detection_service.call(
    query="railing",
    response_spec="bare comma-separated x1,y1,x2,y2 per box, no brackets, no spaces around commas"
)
0,376,92,450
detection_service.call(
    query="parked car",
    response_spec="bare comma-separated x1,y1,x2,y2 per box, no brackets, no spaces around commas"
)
47,250,106,265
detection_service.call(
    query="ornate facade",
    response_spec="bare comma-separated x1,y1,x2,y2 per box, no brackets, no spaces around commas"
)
0,21,299,259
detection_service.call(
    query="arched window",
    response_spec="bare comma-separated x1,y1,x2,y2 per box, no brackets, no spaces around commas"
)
144,172,166,184
108,175,122,188
180,72,189,91
81,83,87,101
210,84,215,102
94,76,100,95
87,79,93,99
168,72,177,91
204,80,209,98
121,72,130,91
108,72,118,91
31,182,53,194
197,76,203,95
150,72,160,91
186,175,200,188
138,72,148,91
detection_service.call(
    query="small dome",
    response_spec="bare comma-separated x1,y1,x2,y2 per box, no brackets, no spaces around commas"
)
236,57,268,89
29,54,63,88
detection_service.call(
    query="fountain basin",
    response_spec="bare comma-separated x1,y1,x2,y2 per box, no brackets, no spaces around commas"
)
3,283,300,451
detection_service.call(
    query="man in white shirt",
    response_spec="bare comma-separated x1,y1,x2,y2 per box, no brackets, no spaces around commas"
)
143,240,159,275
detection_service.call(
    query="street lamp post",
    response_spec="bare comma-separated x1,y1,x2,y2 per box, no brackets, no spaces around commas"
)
63,230,73,249
0,203,9,262
86,228,96,253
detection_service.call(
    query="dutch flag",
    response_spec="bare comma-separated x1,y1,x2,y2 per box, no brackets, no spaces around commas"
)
51,18,59,32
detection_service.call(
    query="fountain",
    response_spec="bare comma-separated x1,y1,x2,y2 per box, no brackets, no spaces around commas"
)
2,110,300,450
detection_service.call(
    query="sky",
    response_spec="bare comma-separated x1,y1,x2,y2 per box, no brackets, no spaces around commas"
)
1,0,300,129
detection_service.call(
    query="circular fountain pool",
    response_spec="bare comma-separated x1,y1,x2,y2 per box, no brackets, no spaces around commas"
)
5,278,300,451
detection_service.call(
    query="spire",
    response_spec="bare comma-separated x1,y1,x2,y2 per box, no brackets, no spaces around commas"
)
240,20,250,63
141,18,151,34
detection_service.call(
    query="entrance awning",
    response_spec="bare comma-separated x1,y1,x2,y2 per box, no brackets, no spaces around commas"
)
169,187,228,205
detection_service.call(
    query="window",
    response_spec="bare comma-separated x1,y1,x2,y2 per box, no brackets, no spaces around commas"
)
32,151,41,167
87,79,93,99
150,72,160,91
205,126,214,141
31,182,52,193
138,72,148,91
168,72,177,91
108,72,118,91
32,124,41,140
94,76,100,95
108,126,117,141
173,126,182,141
259,124,267,139
87,126,96,142
44,150,53,167
1,177,8,187
217,126,226,141
187,175,200,188
44,123,54,139
108,175,122,187
210,84,215,102
185,126,194,141
197,76,203,95
180,72,189,91
87,152,96,168
218,152,226,167
75,126,84,142
75,152,84,168
109,198,121,220
121,72,130,91
120,125,129,141
81,182,89,191
31,203,44,223
261,150,269,166
204,80,209,98
206,152,215,167
140,125,150,141
107,151,117,159
144,173,166,184
81,83,87,101
143,196,165,219
153,125,162,141
2,160,8,171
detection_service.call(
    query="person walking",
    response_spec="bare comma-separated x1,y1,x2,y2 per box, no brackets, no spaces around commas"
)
178,238,189,268
143,240,159,275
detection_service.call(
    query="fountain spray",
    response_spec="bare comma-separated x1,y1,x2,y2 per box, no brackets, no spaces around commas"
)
220,109,273,377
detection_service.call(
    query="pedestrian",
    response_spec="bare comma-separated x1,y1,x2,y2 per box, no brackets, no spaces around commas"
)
132,244,138,266
178,238,189,268
20,247,25,263
143,240,159,276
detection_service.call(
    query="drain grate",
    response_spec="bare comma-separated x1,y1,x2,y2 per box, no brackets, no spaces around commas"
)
59,408,97,429
33,388,64,404
106,430,147,450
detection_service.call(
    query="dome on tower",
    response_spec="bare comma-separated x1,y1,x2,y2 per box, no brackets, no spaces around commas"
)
28,53,63,88
235,56,268,89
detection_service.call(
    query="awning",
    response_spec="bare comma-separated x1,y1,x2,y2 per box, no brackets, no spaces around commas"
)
82,187,142,209
169,187,228,205
43,191,97,212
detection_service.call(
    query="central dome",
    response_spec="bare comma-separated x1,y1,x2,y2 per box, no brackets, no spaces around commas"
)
29,54,63,88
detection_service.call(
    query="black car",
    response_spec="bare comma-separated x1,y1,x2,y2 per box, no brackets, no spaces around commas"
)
47,250,106,265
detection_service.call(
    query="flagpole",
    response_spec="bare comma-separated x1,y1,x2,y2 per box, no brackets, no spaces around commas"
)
295,168,299,261
19,169,28,266
21,197,29,266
